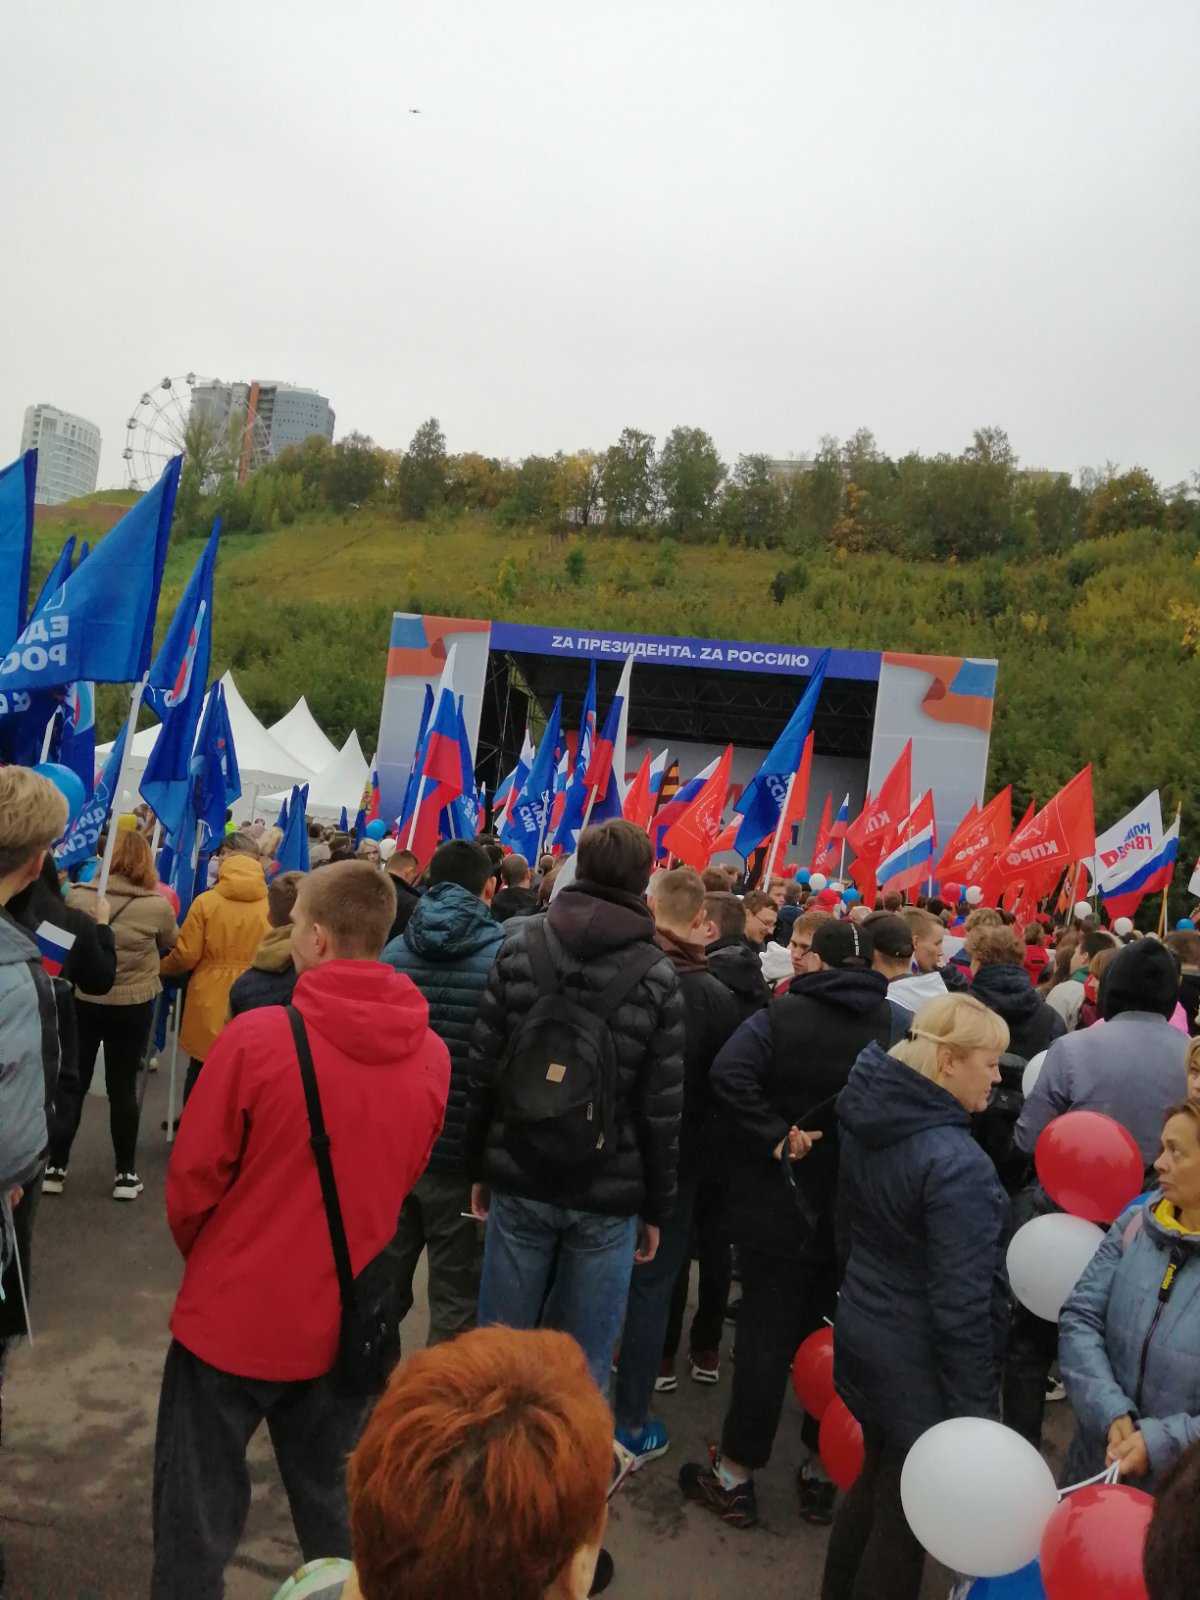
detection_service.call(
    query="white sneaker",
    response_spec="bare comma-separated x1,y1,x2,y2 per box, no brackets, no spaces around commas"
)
113,1172,144,1202
43,1166,67,1195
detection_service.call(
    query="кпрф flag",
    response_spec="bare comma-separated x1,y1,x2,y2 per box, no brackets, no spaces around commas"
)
663,745,733,871
991,766,1095,895
0,450,36,651
734,649,830,860
0,456,180,693
140,524,220,836
653,754,721,861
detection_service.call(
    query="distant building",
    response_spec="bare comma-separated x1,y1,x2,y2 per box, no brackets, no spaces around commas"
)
186,379,334,482
20,403,102,504
763,456,815,483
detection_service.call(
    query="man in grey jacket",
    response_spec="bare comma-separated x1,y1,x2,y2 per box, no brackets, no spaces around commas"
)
0,768,69,1279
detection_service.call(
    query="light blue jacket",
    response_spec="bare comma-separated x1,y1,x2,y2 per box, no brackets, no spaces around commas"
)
1059,1195,1200,1487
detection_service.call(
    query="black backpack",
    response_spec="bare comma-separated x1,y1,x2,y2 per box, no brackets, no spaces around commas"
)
499,921,663,1171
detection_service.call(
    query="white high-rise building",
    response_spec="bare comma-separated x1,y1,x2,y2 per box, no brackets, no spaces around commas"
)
20,404,102,504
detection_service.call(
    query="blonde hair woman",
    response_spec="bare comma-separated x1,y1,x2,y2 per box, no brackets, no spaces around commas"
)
822,994,1009,1600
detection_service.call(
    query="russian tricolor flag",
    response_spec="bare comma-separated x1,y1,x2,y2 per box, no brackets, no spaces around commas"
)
829,793,851,841
876,790,937,896
406,647,464,866
584,657,631,826
653,755,721,860
1101,812,1181,920
35,921,76,978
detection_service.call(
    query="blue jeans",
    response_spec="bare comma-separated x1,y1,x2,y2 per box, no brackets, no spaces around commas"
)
478,1191,638,1394
613,1177,696,1432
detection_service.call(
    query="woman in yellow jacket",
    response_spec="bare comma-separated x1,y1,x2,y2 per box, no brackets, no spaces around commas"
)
161,840,270,1100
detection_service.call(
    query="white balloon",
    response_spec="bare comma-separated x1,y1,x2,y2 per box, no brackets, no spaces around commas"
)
1006,1213,1105,1322
1021,1050,1048,1098
900,1418,1059,1578
827,880,844,894
1113,916,1134,936
809,873,828,891
1073,900,1093,922
964,885,984,905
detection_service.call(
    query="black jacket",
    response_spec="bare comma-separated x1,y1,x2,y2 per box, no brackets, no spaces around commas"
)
706,935,770,1022
465,881,684,1223
834,1041,1008,1449
386,876,422,945
654,930,741,1179
227,964,298,1016
384,882,504,1175
711,966,894,1262
969,962,1066,1061
492,885,539,924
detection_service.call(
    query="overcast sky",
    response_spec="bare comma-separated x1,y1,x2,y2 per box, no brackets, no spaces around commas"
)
5,1,1198,491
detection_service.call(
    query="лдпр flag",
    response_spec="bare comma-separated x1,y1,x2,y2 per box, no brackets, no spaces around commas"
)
0,456,180,693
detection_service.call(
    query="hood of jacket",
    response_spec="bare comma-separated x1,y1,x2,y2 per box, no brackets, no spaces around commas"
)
293,958,432,1064
546,879,656,958
970,962,1044,1027
888,969,949,1013
655,928,708,975
786,965,889,1014
216,853,268,904
0,908,37,968
707,935,767,995
253,924,294,974
1145,1195,1200,1247
403,881,505,963
838,1038,970,1150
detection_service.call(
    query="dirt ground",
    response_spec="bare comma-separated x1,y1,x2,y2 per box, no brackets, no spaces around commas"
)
0,1068,1069,1600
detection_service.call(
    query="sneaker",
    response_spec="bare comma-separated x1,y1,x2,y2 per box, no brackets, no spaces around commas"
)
655,1358,678,1393
614,1417,671,1470
796,1460,837,1525
588,1549,614,1597
42,1166,67,1195
679,1461,758,1528
1045,1376,1066,1403
690,1348,720,1384
113,1172,144,1202
724,1296,742,1324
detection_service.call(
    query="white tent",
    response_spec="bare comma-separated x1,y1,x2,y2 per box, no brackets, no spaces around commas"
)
100,671,315,816
262,729,369,822
269,697,339,774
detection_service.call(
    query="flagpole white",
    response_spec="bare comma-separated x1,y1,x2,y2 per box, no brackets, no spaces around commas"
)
150,820,162,855
39,714,57,763
763,769,797,887
165,992,180,1145
97,673,148,897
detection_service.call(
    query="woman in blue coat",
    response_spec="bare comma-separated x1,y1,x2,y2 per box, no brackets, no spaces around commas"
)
822,993,1009,1600
1058,1101,1200,1489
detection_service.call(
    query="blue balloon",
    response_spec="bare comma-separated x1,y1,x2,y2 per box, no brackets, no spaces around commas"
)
796,869,811,886
1176,918,1196,932
33,761,86,826
842,887,860,903
364,818,388,841
967,1560,1046,1598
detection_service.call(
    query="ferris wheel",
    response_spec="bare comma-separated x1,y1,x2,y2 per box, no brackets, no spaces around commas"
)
122,373,270,490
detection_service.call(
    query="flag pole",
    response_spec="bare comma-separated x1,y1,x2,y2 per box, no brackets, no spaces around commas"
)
39,712,58,763
97,674,148,897
838,837,847,880
405,773,427,852
764,769,797,888
165,991,181,1145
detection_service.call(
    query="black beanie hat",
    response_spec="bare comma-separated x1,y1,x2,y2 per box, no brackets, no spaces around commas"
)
1099,939,1181,1022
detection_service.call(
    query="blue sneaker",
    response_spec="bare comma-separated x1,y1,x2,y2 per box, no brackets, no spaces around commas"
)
614,1417,671,1470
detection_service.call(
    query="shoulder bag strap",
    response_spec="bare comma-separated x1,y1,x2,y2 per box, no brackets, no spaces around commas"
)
527,919,562,999
287,1005,356,1313
593,942,665,1017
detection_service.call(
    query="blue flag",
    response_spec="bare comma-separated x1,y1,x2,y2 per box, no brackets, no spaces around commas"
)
57,682,97,802
29,535,77,624
276,784,311,872
339,805,349,833
0,534,82,763
191,681,241,848
500,695,562,861
0,456,180,693
275,793,290,832
0,451,36,651
140,526,219,834
551,663,597,854
397,684,435,837
352,806,366,847
734,649,831,858
443,696,481,840
54,722,127,872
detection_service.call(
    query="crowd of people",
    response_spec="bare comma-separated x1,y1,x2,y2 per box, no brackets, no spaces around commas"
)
1,762,1200,1599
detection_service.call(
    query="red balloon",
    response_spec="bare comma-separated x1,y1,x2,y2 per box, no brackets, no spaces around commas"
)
942,881,963,903
819,1397,864,1491
791,1328,836,1419
1040,1483,1153,1599
1035,1111,1144,1222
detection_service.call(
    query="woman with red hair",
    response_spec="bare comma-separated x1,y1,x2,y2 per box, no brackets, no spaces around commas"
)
345,1326,614,1599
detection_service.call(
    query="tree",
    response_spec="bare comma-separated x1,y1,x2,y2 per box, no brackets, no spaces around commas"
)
446,452,512,511
556,450,604,527
720,454,786,546
395,417,448,520
600,428,658,529
1085,467,1166,538
657,426,725,537
323,432,386,509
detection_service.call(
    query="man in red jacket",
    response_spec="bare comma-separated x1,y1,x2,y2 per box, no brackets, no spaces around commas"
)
151,862,450,1600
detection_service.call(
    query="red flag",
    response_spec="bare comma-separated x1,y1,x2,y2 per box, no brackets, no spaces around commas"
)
662,746,733,871
980,798,1035,904
935,786,1013,885
809,792,835,873
622,751,654,832
1056,860,1092,916
845,741,912,864
990,767,1095,894
763,731,814,882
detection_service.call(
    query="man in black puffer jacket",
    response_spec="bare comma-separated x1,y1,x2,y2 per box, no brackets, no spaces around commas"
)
466,819,684,1393
705,892,770,1021
968,922,1066,1062
681,917,895,1531
383,840,503,1344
